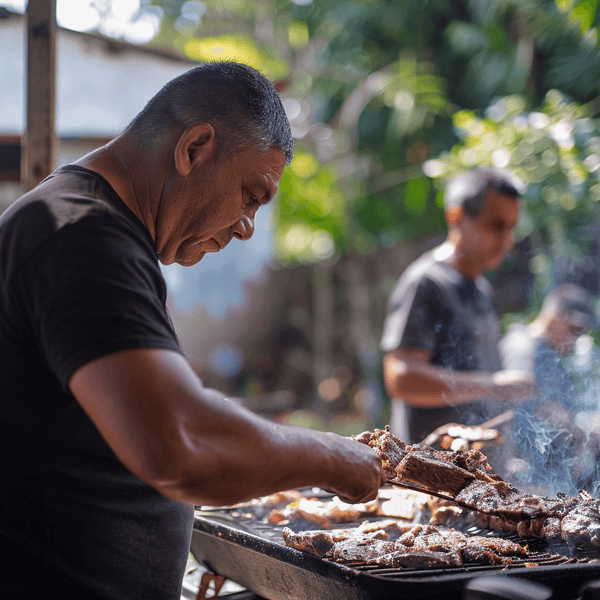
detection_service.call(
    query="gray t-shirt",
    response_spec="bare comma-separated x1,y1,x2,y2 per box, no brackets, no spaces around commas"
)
381,246,503,443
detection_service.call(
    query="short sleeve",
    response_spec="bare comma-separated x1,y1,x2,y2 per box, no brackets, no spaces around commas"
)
8,214,182,391
380,277,441,354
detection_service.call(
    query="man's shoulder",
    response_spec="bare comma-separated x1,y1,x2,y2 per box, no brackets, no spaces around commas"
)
0,166,120,230
0,166,149,278
391,248,459,298
396,249,442,283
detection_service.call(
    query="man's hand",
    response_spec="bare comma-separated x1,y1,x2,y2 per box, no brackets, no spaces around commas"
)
318,433,387,504
491,369,539,403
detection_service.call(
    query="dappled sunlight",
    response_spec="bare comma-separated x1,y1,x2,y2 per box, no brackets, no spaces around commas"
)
184,35,288,79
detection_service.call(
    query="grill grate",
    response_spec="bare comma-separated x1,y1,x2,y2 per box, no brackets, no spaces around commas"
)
195,509,600,577
331,550,583,579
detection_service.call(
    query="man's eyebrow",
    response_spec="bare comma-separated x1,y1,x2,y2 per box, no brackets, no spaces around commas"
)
254,179,277,203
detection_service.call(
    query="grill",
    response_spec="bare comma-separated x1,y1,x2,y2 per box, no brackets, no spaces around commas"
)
191,501,600,600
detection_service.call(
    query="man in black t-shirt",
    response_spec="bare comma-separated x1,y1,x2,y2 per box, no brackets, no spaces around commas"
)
381,167,538,444
0,62,385,600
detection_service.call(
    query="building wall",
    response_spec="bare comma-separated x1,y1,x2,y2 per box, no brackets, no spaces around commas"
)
0,10,197,138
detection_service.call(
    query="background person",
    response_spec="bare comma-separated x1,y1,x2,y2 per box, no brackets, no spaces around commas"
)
381,166,538,444
0,62,385,600
500,283,600,495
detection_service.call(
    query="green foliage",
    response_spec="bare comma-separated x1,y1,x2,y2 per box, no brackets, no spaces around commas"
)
144,0,600,266
424,90,600,297
273,149,347,264
183,35,288,79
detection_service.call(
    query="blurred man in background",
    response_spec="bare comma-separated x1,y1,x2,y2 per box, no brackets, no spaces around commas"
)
500,283,600,495
0,61,385,600
381,166,538,444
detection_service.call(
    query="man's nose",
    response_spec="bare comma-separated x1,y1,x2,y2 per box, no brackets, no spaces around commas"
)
232,214,255,241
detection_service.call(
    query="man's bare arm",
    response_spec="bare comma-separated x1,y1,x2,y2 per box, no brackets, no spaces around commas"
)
383,347,538,408
69,348,386,507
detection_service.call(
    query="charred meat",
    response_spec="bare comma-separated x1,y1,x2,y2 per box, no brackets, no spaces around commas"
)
353,426,600,548
282,520,413,558
283,521,528,568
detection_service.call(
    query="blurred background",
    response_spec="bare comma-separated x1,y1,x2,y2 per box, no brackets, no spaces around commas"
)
3,0,600,436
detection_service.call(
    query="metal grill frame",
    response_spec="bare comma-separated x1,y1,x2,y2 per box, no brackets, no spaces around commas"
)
192,513,600,600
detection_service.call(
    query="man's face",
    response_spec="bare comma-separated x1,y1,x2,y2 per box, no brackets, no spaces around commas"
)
460,190,519,272
157,146,286,266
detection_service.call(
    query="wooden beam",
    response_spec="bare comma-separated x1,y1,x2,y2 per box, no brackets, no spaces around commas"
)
22,0,56,192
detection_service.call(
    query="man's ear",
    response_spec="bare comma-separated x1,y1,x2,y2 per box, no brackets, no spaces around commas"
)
444,205,465,228
174,123,216,177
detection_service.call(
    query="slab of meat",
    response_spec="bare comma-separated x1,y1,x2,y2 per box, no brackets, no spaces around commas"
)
352,427,408,477
353,427,600,548
352,426,494,494
373,549,463,568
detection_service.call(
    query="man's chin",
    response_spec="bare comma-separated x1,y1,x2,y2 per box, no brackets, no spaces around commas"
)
177,252,206,267
485,255,506,272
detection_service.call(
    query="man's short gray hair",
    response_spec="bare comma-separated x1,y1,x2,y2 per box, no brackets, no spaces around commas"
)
126,61,294,165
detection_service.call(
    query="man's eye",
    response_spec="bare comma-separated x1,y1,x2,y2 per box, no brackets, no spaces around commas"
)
247,193,258,206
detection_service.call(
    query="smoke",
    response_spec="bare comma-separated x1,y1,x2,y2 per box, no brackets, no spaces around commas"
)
508,341,600,498
513,407,580,497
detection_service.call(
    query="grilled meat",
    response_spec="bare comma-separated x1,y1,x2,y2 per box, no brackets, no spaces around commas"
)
282,529,352,558
372,549,463,568
353,427,407,478
329,536,398,562
283,520,527,568
352,426,493,494
353,427,600,548
282,520,413,558
561,500,600,548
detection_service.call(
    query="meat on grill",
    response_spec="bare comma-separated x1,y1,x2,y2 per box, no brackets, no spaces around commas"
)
283,521,527,568
352,426,600,548
282,519,414,557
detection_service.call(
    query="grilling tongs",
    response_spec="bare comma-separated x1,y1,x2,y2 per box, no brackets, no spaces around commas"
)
385,478,547,521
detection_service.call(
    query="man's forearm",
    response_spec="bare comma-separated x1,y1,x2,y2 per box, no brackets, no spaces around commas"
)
158,388,349,505
384,355,496,408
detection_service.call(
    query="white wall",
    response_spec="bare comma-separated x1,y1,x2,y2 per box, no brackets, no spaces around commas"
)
0,12,198,137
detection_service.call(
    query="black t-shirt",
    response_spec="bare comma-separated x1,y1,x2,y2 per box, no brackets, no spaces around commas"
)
381,246,503,443
0,166,193,600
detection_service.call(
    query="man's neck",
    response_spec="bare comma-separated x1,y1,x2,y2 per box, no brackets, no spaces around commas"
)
74,141,158,242
440,237,484,281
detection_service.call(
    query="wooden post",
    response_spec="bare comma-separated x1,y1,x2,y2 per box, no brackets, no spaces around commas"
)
22,0,56,192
